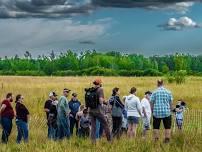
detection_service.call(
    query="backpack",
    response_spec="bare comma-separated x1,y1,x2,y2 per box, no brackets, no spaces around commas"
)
85,87,99,109
110,96,123,117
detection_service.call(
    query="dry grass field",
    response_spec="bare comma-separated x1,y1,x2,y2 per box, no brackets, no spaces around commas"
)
0,76,202,152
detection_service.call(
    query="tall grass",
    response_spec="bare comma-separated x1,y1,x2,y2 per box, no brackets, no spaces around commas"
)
0,76,202,152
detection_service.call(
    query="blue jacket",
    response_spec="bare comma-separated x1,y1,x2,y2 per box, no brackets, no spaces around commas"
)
68,99,81,117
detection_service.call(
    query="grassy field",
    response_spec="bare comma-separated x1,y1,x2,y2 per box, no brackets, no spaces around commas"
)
0,76,202,152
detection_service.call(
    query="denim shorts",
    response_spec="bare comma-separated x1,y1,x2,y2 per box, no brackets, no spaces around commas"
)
127,116,139,124
176,119,183,126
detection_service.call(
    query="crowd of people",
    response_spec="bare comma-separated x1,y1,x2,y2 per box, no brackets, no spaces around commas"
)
0,79,187,144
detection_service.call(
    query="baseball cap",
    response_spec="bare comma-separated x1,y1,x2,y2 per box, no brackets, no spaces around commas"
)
49,92,57,97
63,88,71,93
93,78,102,85
72,92,78,97
145,91,152,95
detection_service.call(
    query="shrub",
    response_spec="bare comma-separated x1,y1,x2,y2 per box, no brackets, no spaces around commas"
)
143,69,163,76
174,70,187,84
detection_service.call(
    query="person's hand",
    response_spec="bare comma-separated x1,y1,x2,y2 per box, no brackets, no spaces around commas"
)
69,113,74,118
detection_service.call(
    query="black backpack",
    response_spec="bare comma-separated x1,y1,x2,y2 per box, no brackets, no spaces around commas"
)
85,87,99,109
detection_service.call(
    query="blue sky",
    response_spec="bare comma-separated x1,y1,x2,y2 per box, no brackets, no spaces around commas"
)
0,0,202,57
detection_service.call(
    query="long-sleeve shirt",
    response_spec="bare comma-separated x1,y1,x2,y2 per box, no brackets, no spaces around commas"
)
125,94,142,118
57,96,70,118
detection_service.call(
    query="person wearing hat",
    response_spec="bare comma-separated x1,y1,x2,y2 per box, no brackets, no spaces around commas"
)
44,91,57,139
141,91,152,139
57,88,71,140
68,93,81,136
88,78,111,144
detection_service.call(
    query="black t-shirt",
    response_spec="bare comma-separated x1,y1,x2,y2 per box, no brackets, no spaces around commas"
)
44,99,52,119
16,102,29,122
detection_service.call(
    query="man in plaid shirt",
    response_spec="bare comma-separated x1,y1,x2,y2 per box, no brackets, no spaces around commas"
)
150,80,173,143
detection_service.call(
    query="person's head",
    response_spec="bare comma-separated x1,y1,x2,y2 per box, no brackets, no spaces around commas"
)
49,92,57,101
157,79,164,87
112,87,120,96
72,93,78,100
83,108,88,116
176,105,180,109
79,105,85,111
180,101,186,107
145,91,152,99
93,78,102,87
15,94,24,103
130,87,137,95
6,93,13,102
63,88,71,97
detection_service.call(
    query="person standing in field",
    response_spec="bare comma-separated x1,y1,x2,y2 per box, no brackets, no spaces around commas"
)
0,93,14,144
48,95,58,140
141,91,152,139
44,92,58,139
109,87,124,138
57,88,71,140
86,78,111,144
150,80,173,143
78,108,90,138
125,87,142,138
15,94,30,143
69,93,81,136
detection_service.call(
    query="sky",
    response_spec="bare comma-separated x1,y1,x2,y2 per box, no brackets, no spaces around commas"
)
0,0,202,57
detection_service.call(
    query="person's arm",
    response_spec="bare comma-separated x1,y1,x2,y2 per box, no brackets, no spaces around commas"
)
137,98,142,116
169,93,174,112
44,101,50,113
0,104,6,113
98,88,105,105
142,107,147,118
150,93,155,113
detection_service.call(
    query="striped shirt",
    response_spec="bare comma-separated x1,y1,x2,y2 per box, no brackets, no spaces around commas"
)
150,87,173,118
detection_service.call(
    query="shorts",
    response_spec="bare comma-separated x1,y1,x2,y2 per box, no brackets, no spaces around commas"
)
142,117,151,130
153,115,172,129
176,119,183,127
127,116,139,125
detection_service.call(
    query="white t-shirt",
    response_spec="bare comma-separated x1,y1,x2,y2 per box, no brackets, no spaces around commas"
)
141,98,151,118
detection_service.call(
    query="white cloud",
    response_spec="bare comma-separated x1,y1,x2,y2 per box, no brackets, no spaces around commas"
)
160,16,201,31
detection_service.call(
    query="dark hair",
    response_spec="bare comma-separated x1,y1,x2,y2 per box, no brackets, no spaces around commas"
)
112,87,119,96
15,94,22,103
130,87,137,94
6,93,12,99
176,105,180,108
181,101,186,106
157,79,164,86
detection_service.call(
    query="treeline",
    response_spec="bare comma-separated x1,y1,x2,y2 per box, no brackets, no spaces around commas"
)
0,50,202,76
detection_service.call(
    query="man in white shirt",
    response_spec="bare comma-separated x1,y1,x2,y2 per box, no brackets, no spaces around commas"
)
141,91,152,138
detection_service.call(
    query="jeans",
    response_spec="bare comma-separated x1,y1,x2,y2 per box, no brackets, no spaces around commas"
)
1,117,13,144
16,119,29,143
89,108,111,143
57,116,70,140
69,116,78,136
96,119,101,139
112,116,122,138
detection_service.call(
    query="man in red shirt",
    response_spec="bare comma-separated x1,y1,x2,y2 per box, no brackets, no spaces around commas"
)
0,93,14,144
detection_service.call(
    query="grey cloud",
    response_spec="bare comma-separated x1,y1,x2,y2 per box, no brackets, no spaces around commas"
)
79,40,95,45
0,0,201,18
